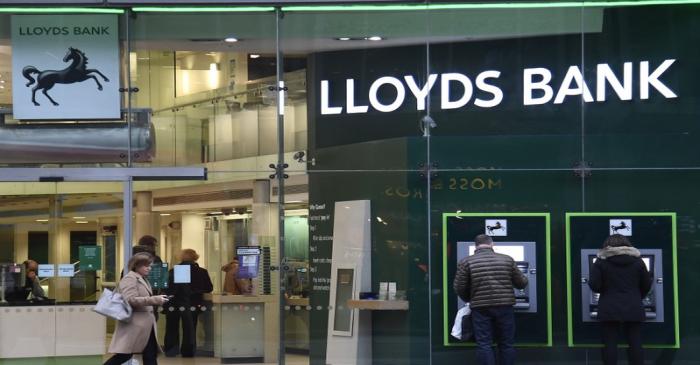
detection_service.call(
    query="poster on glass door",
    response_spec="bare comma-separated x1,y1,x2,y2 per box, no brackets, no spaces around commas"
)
11,15,120,120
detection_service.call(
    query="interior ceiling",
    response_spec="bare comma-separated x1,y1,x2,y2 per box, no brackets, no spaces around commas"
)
0,8,602,53
129,8,602,53
0,8,602,104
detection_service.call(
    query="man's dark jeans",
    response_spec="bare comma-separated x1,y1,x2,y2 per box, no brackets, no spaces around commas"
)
471,305,516,365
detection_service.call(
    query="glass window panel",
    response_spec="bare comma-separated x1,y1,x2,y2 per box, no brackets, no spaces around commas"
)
282,8,429,171
129,11,281,168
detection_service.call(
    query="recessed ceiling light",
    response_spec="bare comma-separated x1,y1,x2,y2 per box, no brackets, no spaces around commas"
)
0,80,5,83
75,221,89,224
249,54,260,59
160,213,171,216
337,37,351,41
366,36,383,41
72,216,86,219
224,37,238,43
210,211,223,215
36,219,49,222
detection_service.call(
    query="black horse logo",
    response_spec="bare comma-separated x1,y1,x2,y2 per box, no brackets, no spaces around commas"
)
22,47,109,106
486,221,504,235
611,221,631,234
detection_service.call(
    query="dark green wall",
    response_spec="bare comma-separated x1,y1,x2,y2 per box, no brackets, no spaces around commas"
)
307,4,700,365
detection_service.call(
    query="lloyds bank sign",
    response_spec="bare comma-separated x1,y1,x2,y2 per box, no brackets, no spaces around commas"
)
320,59,677,115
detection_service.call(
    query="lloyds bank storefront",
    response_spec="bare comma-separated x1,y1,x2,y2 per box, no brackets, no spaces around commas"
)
0,0,697,364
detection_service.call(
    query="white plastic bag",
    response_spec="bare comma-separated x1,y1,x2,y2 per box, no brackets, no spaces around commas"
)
451,303,471,339
123,358,139,365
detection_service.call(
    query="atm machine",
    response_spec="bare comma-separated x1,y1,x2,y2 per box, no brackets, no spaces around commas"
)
456,242,537,312
580,249,664,322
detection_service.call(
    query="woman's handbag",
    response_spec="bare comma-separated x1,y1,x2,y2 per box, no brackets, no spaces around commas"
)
93,286,132,322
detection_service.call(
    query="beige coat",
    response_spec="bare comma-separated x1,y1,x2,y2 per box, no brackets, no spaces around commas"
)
108,271,162,354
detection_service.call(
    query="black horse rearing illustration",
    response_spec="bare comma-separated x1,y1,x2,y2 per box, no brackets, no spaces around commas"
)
22,47,109,106
486,221,504,235
611,221,631,234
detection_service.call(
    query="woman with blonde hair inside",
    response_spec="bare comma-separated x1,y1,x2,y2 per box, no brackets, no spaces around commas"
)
104,252,169,365
164,248,213,357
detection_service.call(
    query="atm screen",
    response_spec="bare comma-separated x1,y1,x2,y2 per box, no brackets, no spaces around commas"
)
469,245,525,261
592,255,652,272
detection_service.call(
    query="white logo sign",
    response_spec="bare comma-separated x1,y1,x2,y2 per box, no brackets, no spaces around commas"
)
485,219,507,236
321,60,677,115
610,219,632,236
11,15,120,120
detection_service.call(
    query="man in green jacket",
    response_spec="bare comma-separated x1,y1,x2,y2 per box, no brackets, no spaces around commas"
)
453,234,528,365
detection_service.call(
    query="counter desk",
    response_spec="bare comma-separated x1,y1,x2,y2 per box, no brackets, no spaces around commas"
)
0,302,105,360
207,293,279,364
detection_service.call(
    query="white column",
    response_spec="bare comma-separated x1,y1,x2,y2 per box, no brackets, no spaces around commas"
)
133,191,159,244
49,195,70,302
181,214,206,267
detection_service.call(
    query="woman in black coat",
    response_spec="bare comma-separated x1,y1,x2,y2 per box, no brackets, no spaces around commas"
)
588,234,653,365
164,249,213,357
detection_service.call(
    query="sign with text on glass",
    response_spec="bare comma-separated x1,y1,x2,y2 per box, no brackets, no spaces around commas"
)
58,264,75,277
11,14,120,120
148,263,169,289
38,264,55,278
79,245,102,271
236,246,261,279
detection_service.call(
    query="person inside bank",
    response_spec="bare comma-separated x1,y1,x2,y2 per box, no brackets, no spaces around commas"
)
164,248,213,357
588,234,653,365
221,257,253,295
3,259,47,302
136,235,163,265
104,252,170,365
22,259,47,300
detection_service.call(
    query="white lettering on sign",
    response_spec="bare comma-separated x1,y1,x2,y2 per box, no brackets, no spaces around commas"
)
405,74,437,111
523,68,553,106
321,80,343,115
321,60,677,115
369,76,406,112
346,79,368,114
553,65,594,104
441,73,474,110
597,62,633,102
475,71,503,108
640,59,677,99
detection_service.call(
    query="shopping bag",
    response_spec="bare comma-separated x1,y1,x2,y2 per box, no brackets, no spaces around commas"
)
93,288,132,322
451,303,474,341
